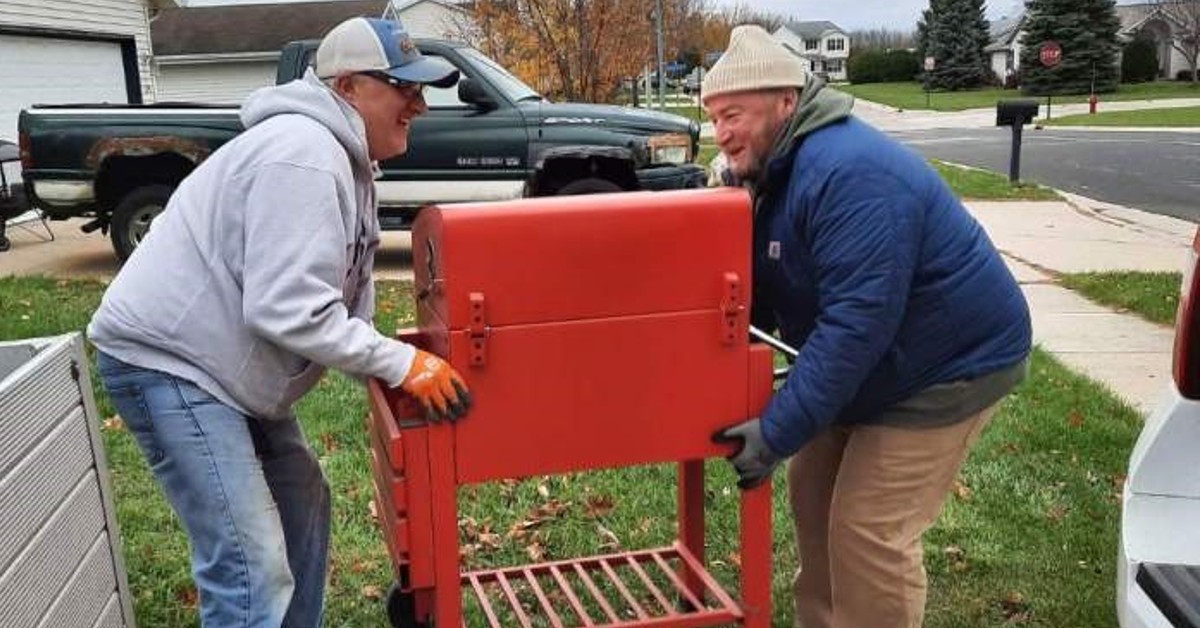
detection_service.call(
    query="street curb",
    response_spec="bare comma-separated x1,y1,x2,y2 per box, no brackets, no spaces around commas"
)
1035,125,1200,134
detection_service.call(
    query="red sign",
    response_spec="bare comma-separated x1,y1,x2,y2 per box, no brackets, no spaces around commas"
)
1040,41,1063,68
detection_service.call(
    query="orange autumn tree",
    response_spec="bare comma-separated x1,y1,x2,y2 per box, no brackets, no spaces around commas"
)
459,0,784,103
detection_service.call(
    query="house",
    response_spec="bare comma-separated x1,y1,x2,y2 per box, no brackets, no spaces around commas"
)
985,14,1023,86
1114,3,1193,80
986,3,1194,84
151,0,474,104
771,20,850,82
0,0,167,141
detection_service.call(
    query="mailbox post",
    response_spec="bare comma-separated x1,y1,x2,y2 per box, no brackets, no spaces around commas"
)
996,99,1040,183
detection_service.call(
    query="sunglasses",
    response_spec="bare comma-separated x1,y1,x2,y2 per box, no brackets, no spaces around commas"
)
360,71,426,97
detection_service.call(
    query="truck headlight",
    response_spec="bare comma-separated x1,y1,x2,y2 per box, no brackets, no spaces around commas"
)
648,134,692,164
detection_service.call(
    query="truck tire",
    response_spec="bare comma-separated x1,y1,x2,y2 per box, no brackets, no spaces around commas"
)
111,184,174,261
554,177,622,196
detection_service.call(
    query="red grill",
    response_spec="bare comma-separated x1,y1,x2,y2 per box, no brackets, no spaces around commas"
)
367,188,775,628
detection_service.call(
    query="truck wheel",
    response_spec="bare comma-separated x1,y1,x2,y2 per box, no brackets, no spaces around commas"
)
111,184,174,261
555,177,622,195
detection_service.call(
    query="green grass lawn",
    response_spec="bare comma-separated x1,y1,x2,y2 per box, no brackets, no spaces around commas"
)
665,105,706,122
1045,106,1200,127
932,161,1061,201
0,276,1143,627
1060,271,1182,326
839,81,1200,112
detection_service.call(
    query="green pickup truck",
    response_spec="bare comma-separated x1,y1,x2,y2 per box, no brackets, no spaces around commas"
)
18,39,705,260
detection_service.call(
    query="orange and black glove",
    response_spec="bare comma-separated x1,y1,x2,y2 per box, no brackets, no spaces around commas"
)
400,349,472,422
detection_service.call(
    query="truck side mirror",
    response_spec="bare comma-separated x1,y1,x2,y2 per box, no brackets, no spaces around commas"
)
458,78,497,110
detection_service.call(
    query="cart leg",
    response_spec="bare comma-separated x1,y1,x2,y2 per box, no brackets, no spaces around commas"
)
738,481,772,628
678,459,705,605
429,425,463,628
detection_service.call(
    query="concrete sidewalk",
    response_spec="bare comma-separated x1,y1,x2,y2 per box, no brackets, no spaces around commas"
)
965,196,1194,415
852,96,1200,133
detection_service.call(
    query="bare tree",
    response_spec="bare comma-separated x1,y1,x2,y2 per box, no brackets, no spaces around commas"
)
718,3,785,32
1149,0,1200,82
849,28,918,52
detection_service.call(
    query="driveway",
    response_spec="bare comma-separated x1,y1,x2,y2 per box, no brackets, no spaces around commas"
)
1,218,416,281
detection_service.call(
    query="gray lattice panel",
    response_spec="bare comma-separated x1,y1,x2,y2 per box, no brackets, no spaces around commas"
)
0,342,79,479
0,473,104,627
0,407,92,574
0,334,135,628
95,594,124,628
37,533,117,628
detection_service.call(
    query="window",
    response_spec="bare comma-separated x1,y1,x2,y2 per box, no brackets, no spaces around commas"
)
805,39,819,51
826,59,844,73
827,38,845,52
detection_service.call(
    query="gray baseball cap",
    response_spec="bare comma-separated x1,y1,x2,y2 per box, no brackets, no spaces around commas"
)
315,17,459,88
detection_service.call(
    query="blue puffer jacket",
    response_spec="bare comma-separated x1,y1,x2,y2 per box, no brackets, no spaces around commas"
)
754,109,1031,457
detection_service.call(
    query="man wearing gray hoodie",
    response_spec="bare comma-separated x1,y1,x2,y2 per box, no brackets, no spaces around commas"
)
88,17,470,628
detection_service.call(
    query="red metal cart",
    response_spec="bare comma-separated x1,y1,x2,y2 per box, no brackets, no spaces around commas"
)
367,188,776,628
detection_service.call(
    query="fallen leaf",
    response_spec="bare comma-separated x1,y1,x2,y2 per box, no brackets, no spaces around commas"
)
362,584,383,600
997,590,1030,623
728,551,742,569
944,545,969,572
585,495,616,518
952,478,972,501
351,559,378,574
597,524,622,550
176,585,199,608
526,540,547,561
320,432,338,453
1046,504,1067,523
368,499,378,522
102,416,125,432
1068,411,1084,428
537,483,551,498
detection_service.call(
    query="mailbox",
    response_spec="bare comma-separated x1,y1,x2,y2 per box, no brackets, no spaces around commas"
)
996,99,1040,127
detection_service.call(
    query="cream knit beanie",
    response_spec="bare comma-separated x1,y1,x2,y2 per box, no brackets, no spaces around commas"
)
702,24,807,102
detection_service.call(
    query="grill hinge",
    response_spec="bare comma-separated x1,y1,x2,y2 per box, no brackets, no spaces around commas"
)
720,272,742,345
469,292,487,367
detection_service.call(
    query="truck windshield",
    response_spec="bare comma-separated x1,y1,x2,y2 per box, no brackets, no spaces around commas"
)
460,48,543,103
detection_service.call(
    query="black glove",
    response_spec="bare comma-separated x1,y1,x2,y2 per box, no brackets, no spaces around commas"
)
712,418,782,490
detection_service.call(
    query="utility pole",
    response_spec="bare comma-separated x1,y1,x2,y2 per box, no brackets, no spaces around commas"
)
654,0,665,109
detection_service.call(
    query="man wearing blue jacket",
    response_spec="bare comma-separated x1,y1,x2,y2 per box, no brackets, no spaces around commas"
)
706,26,1031,628
89,17,470,628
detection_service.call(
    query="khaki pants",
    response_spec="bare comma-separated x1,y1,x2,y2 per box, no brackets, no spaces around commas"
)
788,406,996,628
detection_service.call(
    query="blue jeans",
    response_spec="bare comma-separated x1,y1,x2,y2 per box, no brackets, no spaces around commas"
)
97,352,330,628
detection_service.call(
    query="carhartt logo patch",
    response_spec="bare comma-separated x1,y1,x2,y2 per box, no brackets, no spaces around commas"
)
768,241,781,259
399,36,416,54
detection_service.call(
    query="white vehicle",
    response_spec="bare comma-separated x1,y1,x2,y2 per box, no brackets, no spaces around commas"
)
1118,228,1200,628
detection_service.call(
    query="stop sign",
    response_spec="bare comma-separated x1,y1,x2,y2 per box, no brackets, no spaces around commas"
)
1040,41,1063,68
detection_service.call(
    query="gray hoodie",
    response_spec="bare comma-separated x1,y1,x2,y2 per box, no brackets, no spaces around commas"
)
88,70,415,419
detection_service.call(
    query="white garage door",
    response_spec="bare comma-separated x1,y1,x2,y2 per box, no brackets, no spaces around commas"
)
157,61,278,105
0,34,130,143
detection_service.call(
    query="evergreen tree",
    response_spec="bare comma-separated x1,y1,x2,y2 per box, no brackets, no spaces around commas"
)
1020,0,1121,95
918,0,991,90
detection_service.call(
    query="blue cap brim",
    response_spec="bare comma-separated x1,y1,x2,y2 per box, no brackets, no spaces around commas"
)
385,56,460,88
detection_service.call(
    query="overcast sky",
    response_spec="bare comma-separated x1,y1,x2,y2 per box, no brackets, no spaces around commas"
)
181,0,1139,32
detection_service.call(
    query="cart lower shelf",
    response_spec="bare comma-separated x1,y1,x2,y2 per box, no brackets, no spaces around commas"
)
445,544,744,628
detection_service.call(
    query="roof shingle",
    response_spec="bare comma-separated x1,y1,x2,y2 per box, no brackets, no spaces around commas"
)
151,0,391,56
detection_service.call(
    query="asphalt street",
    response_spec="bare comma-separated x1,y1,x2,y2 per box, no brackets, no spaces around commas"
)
887,127,1200,222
